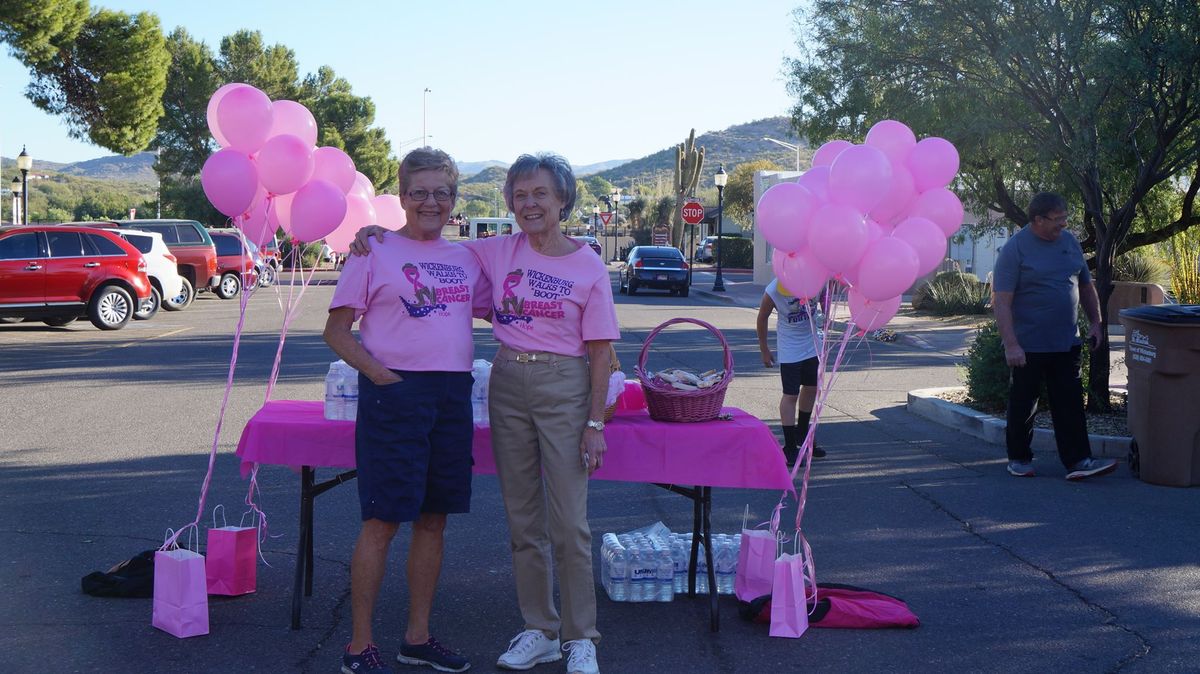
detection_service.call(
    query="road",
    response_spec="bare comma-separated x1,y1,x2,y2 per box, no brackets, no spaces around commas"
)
1,270,1196,673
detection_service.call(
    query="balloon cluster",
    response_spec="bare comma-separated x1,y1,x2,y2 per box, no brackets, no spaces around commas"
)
200,83,405,250
758,120,962,332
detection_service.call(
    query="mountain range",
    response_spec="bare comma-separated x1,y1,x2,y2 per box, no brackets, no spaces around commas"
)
1,116,807,189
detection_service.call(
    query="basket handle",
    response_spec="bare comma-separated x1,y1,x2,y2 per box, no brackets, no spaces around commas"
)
636,317,733,376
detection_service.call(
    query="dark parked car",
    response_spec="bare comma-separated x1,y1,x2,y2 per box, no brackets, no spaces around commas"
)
573,236,603,256
619,245,690,297
0,225,153,330
207,229,259,299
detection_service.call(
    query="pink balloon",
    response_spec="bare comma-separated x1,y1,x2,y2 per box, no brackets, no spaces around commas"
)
807,202,869,275
290,180,347,243
909,188,964,237
268,192,294,234
238,197,275,247
201,149,258,217
351,172,376,201
828,145,893,213
207,83,247,148
311,146,357,194
757,182,818,254
892,216,947,276
812,140,852,168
340,193,378,231
268,100,318,147
908,137,960,192
855,237,920,301
867,162,917,226
216,85,274,154
372,194,406,230
323,224,357,255
848,288,902,333
795,165,830,203
772,247,830,300
255,134,314,195
865,120,917,163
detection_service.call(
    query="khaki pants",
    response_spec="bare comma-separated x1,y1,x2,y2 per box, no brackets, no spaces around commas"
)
488,347,600,644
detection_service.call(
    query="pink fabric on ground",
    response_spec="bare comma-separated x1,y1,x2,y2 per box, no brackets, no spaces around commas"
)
236,401,790,490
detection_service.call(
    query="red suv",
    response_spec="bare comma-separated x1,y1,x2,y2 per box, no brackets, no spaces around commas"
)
207,229,258,299
0,225,153,330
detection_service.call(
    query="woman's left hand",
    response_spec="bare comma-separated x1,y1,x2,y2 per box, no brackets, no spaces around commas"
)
581,428,606,475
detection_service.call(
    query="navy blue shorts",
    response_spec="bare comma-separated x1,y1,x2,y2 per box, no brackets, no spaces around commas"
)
355,370,474,523
780,356,819,395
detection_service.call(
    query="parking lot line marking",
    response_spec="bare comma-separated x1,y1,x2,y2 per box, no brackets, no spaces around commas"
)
79,326,193,357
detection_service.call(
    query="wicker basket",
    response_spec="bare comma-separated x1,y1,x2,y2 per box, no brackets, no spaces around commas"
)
603,343,621,422
634,317,733,422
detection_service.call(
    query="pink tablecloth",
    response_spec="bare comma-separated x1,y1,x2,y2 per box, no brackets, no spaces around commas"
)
236,400,791,491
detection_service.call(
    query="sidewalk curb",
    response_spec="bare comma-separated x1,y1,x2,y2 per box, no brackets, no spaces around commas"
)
691,287,739,305
907,386,1130,460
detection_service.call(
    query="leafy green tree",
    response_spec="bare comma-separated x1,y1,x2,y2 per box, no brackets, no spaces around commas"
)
20,8,169,154
788,0,1200,409
585,176,615,201
625,196,648,231
300,66,397,192
216,30,298,100
0,0,88,65
723,160,782,225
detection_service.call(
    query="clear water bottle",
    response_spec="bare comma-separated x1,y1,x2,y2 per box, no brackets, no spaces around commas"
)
608,539,628,602
671,537,689,594
471,360,491,427
716,539,737,595
324,363,344,420
656,549,674,602
341,366,358,421
627,546,645,602
695,542,709,595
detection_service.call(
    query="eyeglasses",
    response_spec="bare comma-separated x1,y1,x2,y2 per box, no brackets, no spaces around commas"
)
1038,213,1069,225
406,188,455,203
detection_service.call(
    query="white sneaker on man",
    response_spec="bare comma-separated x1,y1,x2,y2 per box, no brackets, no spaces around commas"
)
562,639,599,674
496,629,561,670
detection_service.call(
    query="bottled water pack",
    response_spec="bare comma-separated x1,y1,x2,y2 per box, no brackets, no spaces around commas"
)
324,360,360,421
599,525,742,602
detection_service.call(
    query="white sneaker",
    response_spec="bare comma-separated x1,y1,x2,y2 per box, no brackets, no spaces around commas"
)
563,639,599,674
496,629,561,670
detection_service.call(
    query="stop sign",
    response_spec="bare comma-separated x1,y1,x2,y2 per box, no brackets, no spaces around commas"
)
680,199,705,225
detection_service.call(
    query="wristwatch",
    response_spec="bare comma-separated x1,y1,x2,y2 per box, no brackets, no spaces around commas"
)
585,419,606,431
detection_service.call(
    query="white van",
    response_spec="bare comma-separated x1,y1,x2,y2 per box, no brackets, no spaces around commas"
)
468,217,516,240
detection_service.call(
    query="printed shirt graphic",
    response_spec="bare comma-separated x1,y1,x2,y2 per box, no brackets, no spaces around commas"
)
765,279,821,363
330,234,491,371
463,233,619,356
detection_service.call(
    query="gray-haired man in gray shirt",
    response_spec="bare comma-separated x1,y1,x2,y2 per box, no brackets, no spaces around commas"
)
992,192,1117,480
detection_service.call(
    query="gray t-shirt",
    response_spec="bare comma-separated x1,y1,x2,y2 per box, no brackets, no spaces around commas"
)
993,225,1091,352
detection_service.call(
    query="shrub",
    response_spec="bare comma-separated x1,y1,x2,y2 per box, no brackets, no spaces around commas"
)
1113,248,1170,285
913,271,979,311
718,238,754,268
1167,243,1200,304
925,273,990,316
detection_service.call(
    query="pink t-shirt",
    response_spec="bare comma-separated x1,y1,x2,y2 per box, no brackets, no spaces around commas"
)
330,233,491,372
463,233,619,356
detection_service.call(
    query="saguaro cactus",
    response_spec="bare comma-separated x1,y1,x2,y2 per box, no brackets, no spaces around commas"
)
671,128,705,248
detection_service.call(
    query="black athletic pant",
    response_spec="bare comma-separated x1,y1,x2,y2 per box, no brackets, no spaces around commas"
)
1005,346,1090,468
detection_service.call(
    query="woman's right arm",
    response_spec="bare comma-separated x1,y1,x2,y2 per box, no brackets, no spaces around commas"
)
323,307,402,385
348,226,390,256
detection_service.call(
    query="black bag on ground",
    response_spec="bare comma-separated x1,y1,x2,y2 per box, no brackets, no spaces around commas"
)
81,550,156,598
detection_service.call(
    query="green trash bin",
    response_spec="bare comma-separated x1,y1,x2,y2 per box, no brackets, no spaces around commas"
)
1119,304,1200,487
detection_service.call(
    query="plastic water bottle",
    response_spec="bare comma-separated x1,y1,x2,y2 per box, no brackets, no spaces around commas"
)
671,537,689,594
627,546,645,602
716,539,737,595
695,542,709,595
471,360,491,427
656,549,674,602
324,363,344,420
341,365,358,421
608,539,628,602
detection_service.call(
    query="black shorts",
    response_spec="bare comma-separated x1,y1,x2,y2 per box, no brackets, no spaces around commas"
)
355,370,474,523
780,356,819,395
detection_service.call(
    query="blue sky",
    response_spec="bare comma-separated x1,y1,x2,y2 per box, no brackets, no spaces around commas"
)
1,0,804,167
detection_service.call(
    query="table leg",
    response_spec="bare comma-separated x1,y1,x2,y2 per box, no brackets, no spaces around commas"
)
304,471,315,596
701,486,719,632
688,493,702,596
292,466,314,629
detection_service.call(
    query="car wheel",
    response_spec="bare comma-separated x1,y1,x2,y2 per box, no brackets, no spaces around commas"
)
258,264,276,288
216,273,242,300
134,286,161,321
618,276,627,294
628,279,639,295
0,316,24,324
163,277,194,311
88,285,133,330
679,285,690,298
42,316,76,327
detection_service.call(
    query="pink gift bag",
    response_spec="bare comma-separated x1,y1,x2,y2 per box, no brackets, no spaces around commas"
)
205,507,257,596
769,552,811,639
152,530,209,638
735,506,779,602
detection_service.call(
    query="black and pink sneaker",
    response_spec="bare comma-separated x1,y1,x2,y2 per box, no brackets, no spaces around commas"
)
397,636,470,672
343,644,393,674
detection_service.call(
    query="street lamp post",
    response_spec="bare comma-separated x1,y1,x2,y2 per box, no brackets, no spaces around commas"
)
155,148,162,218
712,164,728,292
17,146,32,225
763,136,801,171
422,88,431,147
10,176,22,224
609,189,621,262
